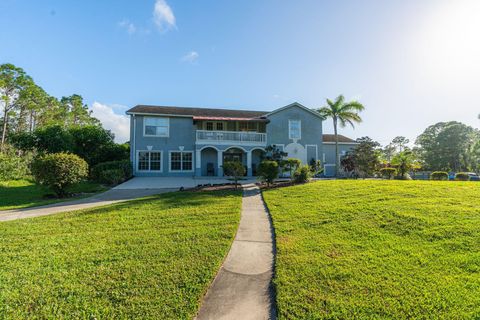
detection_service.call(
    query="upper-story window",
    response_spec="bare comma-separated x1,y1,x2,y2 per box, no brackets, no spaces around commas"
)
205,121,225,131
289,120,301,139
239,122,257,132
144,117,169,137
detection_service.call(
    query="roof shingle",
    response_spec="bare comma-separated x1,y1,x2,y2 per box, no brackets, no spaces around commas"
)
126,105,269,119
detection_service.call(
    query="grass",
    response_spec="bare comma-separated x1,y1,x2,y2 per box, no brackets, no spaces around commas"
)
263,180,480,319
0,179,107,210
0,190,242,319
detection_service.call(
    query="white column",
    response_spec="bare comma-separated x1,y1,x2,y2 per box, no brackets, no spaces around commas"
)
196,150,201,169
247,151,252,177
217,150,223,176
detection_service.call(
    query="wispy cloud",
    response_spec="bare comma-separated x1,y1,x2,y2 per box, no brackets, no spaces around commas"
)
153,0,176,32
90,102,130,143
118,19,136,35
181,51,199,63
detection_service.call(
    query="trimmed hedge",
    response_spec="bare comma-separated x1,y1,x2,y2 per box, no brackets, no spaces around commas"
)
31,153,88,197
379,167,397,180
91,160,133,185
293,165,312,184
455,172,470,181
258,160,279,186
430,171,449,181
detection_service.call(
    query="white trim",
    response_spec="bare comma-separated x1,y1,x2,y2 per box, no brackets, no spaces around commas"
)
224,146,248,153
288,119,301,140
132,115,136,170
199,145,221,152
168,150,194,172
306,144,318,161
196,141,267,147
323,141,359,145
143,116,170,138
250,147,266,152
324,164,336,167
266,102,323,119
136,150,163,172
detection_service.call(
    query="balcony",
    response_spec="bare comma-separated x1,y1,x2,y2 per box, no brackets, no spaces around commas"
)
196,130,267,146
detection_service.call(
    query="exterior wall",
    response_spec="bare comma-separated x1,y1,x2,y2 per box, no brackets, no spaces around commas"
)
131,115,197,177
266,104,323,165
322,142,358,177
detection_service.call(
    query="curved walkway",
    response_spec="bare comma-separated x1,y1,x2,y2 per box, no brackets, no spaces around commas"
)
0,188,174,222
196,184,276,320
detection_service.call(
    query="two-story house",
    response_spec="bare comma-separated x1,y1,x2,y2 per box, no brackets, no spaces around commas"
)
126,102,358,178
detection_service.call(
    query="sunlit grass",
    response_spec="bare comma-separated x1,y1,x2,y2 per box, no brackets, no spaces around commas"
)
0,190,242,319
263,180,480,319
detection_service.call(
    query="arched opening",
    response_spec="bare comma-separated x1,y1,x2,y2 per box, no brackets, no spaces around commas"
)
223,147,247,176
200,147,218,176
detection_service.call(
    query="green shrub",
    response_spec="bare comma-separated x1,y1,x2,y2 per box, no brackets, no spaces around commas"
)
258,160,279,186
91,160,132,185
281,158,301,179
455,172,470,181
379,167,397,180
98,169,125,186
222,161,246,189
293,165,312,184
31,153,88,197
430,171,449,181
0,145,32,181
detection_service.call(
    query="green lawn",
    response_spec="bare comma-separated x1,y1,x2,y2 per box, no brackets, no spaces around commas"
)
0,190,242,319
263,180,480,319
0,180,107,210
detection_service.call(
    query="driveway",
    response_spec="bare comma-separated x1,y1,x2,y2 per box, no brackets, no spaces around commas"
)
0,188,174,222
114,177,258,190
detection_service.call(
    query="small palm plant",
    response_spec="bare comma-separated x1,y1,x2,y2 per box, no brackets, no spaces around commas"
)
317,95,365,177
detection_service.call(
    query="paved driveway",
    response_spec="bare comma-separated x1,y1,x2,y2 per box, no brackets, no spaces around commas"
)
114,177,258,190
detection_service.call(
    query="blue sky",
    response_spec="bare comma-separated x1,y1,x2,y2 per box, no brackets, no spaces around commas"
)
1,0,479,143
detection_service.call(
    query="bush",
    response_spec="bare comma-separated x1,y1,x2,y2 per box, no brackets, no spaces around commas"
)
257,160,279,186
31,153,88,197
455,172,470,181
0,146,32,181
379,167,397,180
91,160,132,185
430,171,449,181
281,158,301,179
293,165,312,184
222,161,246,189
97,169,125,186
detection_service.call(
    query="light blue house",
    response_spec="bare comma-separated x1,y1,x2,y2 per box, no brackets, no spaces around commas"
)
126,102,358,177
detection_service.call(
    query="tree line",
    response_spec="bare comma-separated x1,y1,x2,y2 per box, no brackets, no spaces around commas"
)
0,63,99,150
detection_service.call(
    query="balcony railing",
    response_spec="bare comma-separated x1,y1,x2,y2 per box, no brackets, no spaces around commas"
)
196,130,267,145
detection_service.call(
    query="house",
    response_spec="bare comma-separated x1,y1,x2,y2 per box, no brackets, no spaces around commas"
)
126,102,358,178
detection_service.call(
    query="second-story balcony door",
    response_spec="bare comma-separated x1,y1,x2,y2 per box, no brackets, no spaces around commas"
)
205,121,225,131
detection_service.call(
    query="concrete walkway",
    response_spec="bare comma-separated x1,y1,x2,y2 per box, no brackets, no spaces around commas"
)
196,184,276,320
0,188,174,222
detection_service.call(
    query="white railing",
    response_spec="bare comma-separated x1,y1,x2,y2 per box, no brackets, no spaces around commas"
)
196,130,267,145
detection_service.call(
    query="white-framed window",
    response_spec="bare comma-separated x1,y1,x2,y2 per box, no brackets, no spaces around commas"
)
169,151,194,172
138,151,162,171
144,117,169,137
205,121,225,131
289,120,301,139
239,121,257,132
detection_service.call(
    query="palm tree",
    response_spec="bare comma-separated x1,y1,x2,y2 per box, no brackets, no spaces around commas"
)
317,95,365,177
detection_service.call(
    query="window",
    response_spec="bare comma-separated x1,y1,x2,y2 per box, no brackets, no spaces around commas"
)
138,151,162,171
289,120,301,139
170,151,193,171
239,122,257,132
144,117,169,137
205,121,225,131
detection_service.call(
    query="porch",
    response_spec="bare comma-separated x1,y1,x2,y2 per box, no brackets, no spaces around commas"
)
195,146,265,177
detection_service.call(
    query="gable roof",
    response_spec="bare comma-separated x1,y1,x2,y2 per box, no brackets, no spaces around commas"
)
323,134,358,143
126,105,268,120
266,102,324,119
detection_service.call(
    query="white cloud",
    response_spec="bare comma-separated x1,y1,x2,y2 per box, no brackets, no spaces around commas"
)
118,19,137,35
181,51,199,63
90,102,130,143
153,0,176,32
